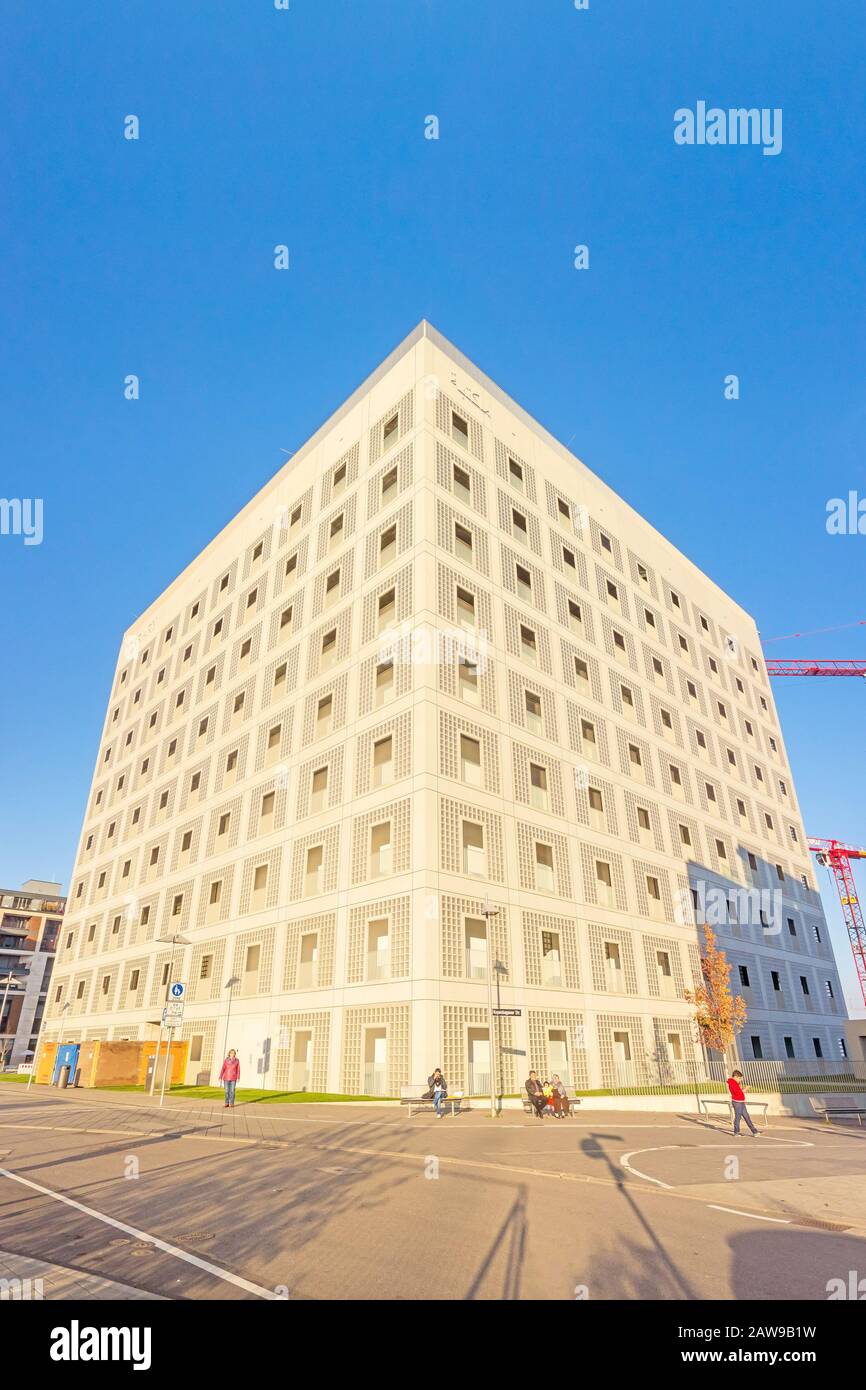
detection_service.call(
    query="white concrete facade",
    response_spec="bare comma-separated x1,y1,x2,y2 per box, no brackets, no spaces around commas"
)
46,323,848,1094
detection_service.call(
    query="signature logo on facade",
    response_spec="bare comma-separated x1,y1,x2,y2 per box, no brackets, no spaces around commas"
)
449,372,491,417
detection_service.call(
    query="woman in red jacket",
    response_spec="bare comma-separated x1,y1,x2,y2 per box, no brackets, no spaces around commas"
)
219,1049,240,1108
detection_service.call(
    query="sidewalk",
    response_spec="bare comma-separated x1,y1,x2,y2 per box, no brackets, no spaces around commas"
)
5,1083,405,1144
0,1247,163,1300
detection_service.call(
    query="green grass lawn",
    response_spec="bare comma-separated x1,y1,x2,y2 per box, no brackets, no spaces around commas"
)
176,1086,384,1104
61,1083,387,1104
1,1072,385,1101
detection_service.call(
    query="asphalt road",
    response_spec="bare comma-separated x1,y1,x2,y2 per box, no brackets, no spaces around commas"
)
1,1087,865,1300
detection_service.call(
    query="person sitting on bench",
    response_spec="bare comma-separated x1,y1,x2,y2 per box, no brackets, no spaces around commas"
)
525,1071,547,1118
428,1068,448,1117
551,1074,570,1117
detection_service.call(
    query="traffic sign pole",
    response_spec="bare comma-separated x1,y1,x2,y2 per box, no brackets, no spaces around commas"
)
482,900,500,1121
157,981,186,1107
148,1023,164,1097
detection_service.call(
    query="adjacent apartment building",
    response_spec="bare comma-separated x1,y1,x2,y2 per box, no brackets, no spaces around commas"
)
1,880,64,1067
44,323,849,1095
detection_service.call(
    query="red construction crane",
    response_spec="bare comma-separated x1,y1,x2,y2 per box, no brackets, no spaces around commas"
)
809,838,866,1006
763,653,866,999
766,659,866,677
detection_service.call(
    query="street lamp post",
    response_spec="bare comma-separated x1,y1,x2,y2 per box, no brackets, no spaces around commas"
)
221,975,241,1075
482,901,500,1120
151,934,190,1103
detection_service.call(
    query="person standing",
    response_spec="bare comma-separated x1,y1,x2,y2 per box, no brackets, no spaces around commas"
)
525,1071,547,1119
727,1068,759,1136
428,1067,448,1117
219,1048,240,1109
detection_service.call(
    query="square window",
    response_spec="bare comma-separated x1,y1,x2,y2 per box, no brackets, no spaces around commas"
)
453,464,471,502
372,735,394,788
525,690,543,733
381,466,398,501
379,526,397,565
456,586,475,627
454,522,473,563
377,588,396,631
375,660,394,707
310,765,328,813
460,734,481,786
459,658,479,703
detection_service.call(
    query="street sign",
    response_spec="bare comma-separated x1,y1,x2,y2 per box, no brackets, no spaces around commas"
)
162,1001,185,1029
492,1008,521,1017
169,982,186,999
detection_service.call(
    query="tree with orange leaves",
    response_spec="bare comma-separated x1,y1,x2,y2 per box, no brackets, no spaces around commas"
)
684,925,747,1054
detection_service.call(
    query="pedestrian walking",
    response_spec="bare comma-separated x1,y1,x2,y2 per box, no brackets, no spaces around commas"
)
427,1067,448,1117
727,1068,759,1136
220,1048,240,1108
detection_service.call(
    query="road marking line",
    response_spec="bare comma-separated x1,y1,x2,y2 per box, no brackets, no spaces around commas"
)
619,1149,675,1188
619,1140,815,1188
707,1205,791,1224
0,1121,255,1146
0,1122,143,1137
0,1164,281,1299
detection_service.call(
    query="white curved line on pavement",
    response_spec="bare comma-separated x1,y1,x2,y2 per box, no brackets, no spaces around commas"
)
0,1164,281,1299
619,1148,676,1187
619,1139,814,1189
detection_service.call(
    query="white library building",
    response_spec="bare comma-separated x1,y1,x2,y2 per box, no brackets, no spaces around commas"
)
46,322,848,1096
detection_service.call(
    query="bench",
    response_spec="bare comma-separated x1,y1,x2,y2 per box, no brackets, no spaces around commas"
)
521,1091,580,1117
699,1096,770,1127
400,1084,467,1117
808,1097,866,1127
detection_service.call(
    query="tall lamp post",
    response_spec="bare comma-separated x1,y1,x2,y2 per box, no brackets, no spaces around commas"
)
221,975,241,1075
482,900,500,1120
150,934,190,1101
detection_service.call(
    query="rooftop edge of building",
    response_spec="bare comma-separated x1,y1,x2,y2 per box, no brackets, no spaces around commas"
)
120,319,760,647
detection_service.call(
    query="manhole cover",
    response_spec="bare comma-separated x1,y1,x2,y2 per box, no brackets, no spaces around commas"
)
172,1233,215,1243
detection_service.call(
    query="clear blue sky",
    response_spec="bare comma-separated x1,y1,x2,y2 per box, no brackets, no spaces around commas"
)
2,2,865,1011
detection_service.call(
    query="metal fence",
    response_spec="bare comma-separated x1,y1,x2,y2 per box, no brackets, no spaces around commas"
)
708,1058,866,1096
447,1056,866,1101
591,1056,866,1097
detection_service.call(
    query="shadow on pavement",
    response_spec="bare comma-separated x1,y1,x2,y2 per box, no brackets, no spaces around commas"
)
578,1132,699,1299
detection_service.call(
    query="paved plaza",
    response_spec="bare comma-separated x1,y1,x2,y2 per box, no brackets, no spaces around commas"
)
0,1087,865,1300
